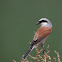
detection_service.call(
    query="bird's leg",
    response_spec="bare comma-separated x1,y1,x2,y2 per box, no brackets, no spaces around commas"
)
40,43,46,53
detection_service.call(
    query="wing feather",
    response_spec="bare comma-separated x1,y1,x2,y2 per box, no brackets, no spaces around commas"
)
33,27,52,41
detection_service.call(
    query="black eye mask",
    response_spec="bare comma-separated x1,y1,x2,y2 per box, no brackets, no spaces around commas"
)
39,20,48,23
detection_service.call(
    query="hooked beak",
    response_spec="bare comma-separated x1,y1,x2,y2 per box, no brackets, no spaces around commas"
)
36,21,40,25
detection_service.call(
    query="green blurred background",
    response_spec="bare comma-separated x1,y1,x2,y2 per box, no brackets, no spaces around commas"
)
0,0,62,62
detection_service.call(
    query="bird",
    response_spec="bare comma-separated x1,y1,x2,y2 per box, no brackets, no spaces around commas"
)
23,18,52,59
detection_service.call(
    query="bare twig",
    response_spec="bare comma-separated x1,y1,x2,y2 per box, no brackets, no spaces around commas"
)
13,60,16,62
54,51,61,62
54,57,56,62
20,45,61,62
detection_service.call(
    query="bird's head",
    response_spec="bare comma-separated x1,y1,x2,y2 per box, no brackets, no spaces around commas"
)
36,18,52,27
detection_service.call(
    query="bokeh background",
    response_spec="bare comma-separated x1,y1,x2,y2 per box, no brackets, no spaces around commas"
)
0,0,62,62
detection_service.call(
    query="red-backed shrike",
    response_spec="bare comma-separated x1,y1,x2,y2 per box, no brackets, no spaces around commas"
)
23,18,52,59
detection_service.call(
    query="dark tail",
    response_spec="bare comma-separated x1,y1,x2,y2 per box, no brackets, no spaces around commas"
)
23,45,35,59
23,40,36,59
23,48,32,59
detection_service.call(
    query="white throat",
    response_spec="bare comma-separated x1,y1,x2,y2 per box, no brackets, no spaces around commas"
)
41,22,47,27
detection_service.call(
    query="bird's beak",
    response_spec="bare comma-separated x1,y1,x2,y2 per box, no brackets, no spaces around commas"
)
36,21,40,25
